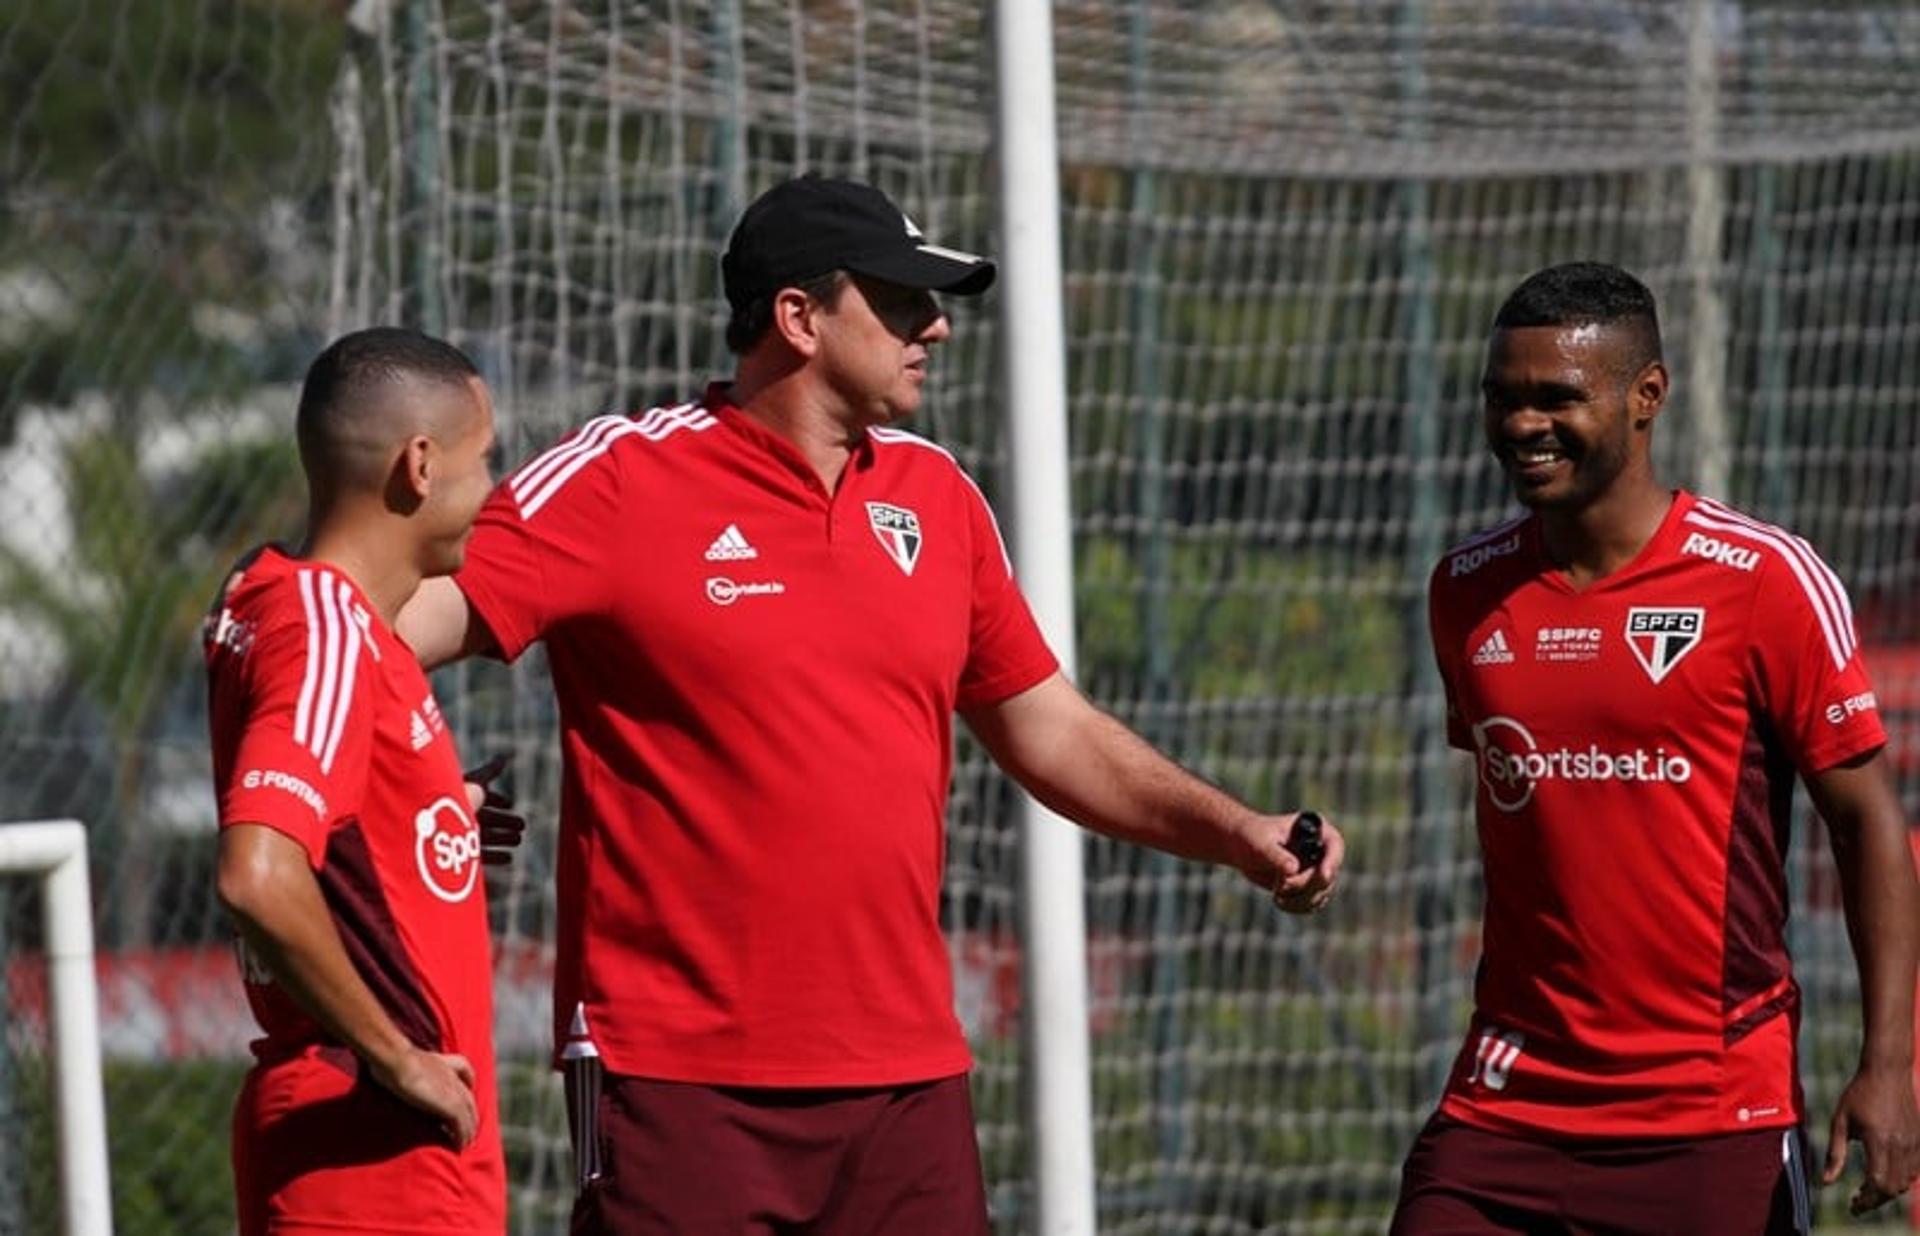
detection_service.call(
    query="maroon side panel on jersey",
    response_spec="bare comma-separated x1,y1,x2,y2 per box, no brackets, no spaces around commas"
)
1722,715,1799,1044
317,819,446,1051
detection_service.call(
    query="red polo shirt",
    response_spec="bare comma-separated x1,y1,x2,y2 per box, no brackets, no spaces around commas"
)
455,387,1058,1086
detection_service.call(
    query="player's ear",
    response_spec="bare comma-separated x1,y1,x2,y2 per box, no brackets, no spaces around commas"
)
387,434,433,513
1629,360,1668,430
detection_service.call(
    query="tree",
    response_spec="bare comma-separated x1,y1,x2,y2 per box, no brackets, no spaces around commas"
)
0,426,304,945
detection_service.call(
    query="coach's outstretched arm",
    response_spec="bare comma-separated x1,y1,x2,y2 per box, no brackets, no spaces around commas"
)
1807,750,1920,1214
398,575,494,670
962,672,1342,914
217,823,481,1147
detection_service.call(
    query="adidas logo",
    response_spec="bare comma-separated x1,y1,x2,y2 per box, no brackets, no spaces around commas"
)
703,524,758,561
408,710,434,751
1471,629,1516,666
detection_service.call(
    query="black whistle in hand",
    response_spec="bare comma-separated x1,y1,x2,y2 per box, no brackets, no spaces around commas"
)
1284,811,1325,869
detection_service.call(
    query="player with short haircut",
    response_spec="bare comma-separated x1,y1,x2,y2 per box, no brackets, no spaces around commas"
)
206,327,510,1235
1393,263,1920,1233
399,174,1345,1233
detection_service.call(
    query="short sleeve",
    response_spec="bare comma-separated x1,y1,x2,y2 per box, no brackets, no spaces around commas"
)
1749,547,1886,773
955,474,1058,710
1428,567,1474,751
455,417,628,661
216,590,373,866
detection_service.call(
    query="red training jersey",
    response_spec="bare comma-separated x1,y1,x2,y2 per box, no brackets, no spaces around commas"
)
1428,491,1886,1138
205,547,504,1230
455,386,1059,1086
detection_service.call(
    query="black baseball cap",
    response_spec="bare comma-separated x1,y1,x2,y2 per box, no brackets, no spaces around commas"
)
721,175,996,310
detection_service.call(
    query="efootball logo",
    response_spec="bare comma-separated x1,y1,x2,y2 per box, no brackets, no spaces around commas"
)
866,502,923,576
1625,607,1705,684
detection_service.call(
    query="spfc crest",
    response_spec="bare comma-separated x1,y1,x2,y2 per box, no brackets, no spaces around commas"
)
866,502,923,576
1625,607,1704,684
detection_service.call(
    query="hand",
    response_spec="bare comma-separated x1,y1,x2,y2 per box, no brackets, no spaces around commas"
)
371,1045,480,1149
1822,1063,1920,1214
464,754,526,867
1233,811,1344,914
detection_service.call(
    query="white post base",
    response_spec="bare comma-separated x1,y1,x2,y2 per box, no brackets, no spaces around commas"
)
0,820,112,1236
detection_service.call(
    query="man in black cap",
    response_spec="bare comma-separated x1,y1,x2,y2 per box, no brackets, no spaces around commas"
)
400,175,1344,1233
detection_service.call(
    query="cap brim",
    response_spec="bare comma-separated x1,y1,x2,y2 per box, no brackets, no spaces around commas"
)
846,244,996,296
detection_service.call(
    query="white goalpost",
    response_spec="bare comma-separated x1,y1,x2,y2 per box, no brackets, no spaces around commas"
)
0,821,112,1236
993,3,1099,1232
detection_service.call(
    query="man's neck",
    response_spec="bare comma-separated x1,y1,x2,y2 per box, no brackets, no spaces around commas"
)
302,515,423,627
725,370,861,495
1538,476,1673,588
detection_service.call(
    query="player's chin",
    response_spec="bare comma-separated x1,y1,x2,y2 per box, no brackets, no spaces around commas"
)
1509,476,1577,510
878,398,920,425
429,535,473,578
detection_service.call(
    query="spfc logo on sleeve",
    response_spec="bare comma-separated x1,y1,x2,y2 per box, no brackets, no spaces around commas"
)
1625,607,1705,684
866,502,923,576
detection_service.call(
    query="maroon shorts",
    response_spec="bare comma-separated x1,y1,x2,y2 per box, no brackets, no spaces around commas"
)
1390,1114,1810,1236
566,1064,990,1235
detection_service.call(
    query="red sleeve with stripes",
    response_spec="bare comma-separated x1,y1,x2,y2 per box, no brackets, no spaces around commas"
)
217,581,373,867
1749,543,1886,774
455,417,627,662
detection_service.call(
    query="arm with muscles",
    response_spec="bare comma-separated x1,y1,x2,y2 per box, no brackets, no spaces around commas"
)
216,824,480,1147
401,418,631,671
961,672,1343,912
1807,750,1920,1214
398,575,495,671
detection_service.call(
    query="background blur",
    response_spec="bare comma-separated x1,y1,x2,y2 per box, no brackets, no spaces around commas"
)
2,1,1916,1231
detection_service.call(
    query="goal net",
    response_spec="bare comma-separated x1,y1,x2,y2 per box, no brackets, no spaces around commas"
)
327,4,1920,1230
3,1,1919,1232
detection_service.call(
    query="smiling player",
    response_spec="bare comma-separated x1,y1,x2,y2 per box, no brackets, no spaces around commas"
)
1392,263,1920,1234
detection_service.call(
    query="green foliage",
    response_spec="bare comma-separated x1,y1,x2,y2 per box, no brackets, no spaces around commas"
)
0,431,303,745
0,0,341,207
0,0,343,428
0,427,302,944
1077,532,1407,813
1078,537,1401,700
19,1057,245,1235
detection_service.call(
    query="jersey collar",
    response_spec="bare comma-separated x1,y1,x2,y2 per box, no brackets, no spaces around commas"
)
1535,489,1695,595
705,381,879,497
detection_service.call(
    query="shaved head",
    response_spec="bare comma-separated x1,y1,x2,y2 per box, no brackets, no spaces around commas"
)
296,327,482,499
